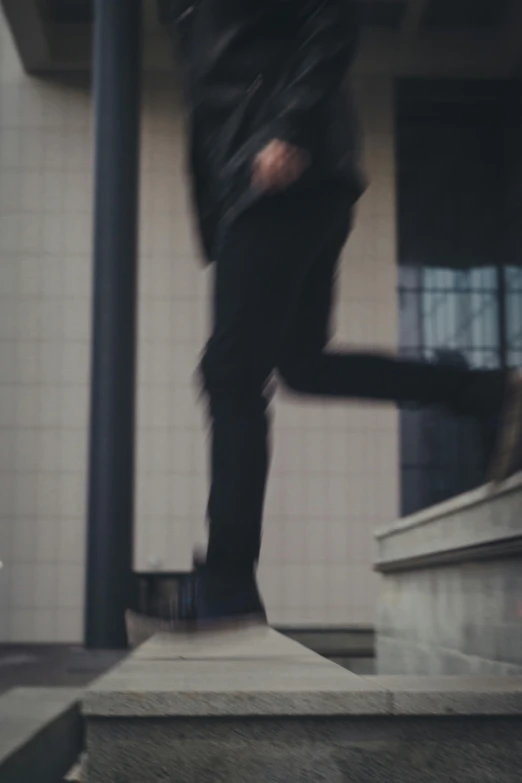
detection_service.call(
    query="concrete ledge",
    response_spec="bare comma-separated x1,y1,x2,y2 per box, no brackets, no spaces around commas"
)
84,631,522,718
83,631,522,782
368,675,522,715
0,687,82,783
86,716,522,783
375,472,522,570
377,635,522,678
375,473,522,675
83,629,389,717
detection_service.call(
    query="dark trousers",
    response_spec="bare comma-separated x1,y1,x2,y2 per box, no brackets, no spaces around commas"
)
200,183,504,581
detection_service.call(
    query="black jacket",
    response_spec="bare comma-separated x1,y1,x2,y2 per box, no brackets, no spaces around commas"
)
166,0,365,262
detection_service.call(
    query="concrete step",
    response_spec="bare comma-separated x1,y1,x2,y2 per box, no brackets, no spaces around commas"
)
83,628,522,783
375,472,522,676
0,687,82,783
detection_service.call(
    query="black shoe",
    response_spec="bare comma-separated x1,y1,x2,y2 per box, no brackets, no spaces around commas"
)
172,565,267,631
487,369,522,484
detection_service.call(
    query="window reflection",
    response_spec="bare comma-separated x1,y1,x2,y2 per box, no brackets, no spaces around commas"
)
400,266,501,370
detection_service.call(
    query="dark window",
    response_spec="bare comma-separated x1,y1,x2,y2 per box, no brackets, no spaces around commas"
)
396,80,522,516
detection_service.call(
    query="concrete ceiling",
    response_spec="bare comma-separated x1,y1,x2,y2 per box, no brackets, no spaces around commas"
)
2,0,522,78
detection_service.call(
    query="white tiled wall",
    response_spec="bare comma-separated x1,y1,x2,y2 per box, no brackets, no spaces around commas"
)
0,16,92,642
135,77,399,626
134,79,211,573
0,5,398,641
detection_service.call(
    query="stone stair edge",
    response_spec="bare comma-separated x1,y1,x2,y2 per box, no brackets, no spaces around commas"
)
81,631,522,719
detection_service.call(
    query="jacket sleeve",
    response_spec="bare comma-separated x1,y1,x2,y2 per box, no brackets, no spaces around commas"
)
268,0,360,149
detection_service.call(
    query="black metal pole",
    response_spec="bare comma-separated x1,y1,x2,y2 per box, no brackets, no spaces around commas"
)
85,0,142,649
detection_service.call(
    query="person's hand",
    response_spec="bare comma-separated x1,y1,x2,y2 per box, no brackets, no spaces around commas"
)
253,140,309,192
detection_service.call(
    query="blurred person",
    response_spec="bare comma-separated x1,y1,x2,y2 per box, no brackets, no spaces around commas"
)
162,0,522,628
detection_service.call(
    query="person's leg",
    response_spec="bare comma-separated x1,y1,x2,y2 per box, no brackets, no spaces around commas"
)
276,213,517,487
172,183,517,627
201,187,354,586
278,228,506,420
203,181,508,594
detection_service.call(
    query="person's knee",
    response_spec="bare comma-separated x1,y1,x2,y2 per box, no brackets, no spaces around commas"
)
200,341,263,403
200,345,236,398
278,355,314,392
